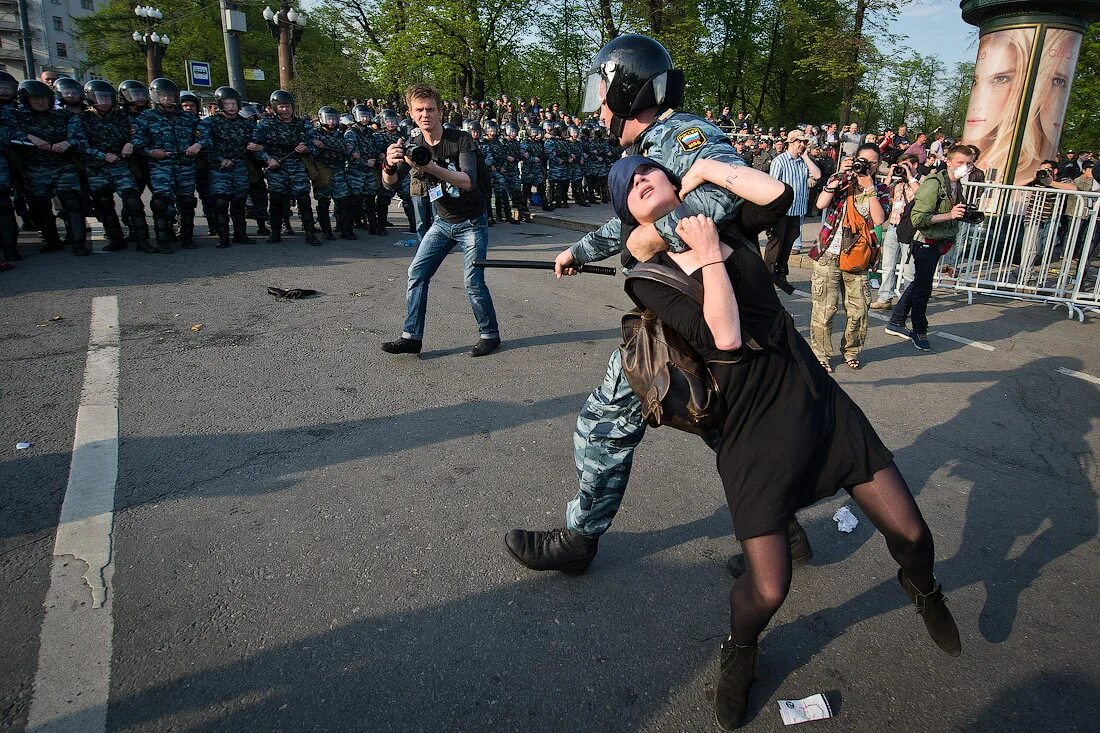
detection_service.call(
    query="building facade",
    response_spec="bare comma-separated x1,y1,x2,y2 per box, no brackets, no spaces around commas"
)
0,0,104,81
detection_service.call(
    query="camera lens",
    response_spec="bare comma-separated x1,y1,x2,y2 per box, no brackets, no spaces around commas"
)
408,145,432,166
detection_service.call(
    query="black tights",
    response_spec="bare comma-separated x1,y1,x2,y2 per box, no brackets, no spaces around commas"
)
730,464,934,645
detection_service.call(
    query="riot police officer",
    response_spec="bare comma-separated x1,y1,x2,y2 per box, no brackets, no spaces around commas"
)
499,122,526,222
543,121,569,209
252,89,318,245
0,71,20,262
197,86,256,248
130,78,202,253
15,80,86,255
70,80,152,253
344,104,382,237
309,106,351,241
520,125,550,213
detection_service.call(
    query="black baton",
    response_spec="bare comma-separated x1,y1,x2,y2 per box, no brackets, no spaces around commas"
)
473,259,617,276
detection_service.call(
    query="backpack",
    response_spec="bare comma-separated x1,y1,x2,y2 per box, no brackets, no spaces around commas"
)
620,263,732,437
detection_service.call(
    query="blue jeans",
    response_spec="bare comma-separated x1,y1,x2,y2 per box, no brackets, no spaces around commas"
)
402,213,499,341
412,194,434,244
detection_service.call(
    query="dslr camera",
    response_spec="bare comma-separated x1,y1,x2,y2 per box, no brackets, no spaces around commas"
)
1034,168,1054,186
403,141,432,166
850,157,872,176
890,165,908,184
960,203,984,224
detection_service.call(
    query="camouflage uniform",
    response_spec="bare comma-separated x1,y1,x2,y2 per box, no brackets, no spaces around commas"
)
308,125,351,239
565,134,588,206
70,107,150,251
375,128,415,236
344,124,382,235
252,115,318,242
586,133,611,204
543,132,569,209
519,135,548,211
483,133,509,222
473,132,495,224
565,111,750,537
498,134,525,221
197,113,255,246
15,107,84,252
0,105,21,259
131,107,200,250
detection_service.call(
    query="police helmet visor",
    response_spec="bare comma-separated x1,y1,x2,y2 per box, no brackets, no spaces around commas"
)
581,72,606,114
152,88,178,106
0,80,14,100
90,91,115,110
58,88,82,105
340,113,354,126
320,110,340,127
123,88,149,105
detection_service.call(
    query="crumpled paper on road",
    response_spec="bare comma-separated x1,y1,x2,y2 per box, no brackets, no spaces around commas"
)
832,505,858,533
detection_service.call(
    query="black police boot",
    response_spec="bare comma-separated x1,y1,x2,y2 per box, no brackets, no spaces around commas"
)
63,198,90,256
256,220,271,236
178,196,198,249
95,193,128,251
557,181,570,209
341,200,359,240
503,528,598,575
0,198,19,261
215,201,232,249
361,196,376,234
231,202,254,243
375,199,387,237
317,197,337,241
153,215,174,254
31,198,63,252
298,196,320,246
727,518,813,578
898,570,962,656
266,197,284,243
122,193,154,253
540,186,552,212
576,181,590,207
714,636,758,731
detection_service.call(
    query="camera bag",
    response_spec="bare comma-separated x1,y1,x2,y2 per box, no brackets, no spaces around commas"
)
837,191,879,273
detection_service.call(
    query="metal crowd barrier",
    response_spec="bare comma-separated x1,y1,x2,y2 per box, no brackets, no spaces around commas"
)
888,180,1100,322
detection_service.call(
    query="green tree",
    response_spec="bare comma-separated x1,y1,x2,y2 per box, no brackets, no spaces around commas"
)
1063,24,1100,151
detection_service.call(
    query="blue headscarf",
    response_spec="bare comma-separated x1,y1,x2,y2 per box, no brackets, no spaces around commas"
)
608,155,681,226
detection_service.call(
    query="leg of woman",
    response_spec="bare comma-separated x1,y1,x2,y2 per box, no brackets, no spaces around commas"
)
716,531,791,730
848,464,961,655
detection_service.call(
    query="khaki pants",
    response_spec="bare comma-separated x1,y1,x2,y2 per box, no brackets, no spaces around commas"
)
810,252,870,361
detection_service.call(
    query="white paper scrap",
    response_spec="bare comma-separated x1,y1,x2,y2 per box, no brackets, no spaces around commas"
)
833,505,858,533
778,693,833,725
16,442,31,450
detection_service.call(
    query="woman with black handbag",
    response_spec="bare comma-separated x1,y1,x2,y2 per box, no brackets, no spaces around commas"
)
608,155,960,731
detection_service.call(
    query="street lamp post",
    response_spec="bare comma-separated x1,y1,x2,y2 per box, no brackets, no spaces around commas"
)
132,5,170,84
262,4,306,89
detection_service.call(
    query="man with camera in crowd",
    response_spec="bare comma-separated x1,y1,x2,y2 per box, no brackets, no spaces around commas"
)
379,83,501,358
885,144,979,351
809,144,888,370
1019,160,1079,283
872,153,921,309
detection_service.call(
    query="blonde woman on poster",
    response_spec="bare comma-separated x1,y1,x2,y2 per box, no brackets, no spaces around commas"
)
1019,29,1082,182
963,28,1035,182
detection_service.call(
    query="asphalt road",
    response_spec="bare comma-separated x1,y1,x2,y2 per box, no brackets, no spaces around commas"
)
2,204,1099,732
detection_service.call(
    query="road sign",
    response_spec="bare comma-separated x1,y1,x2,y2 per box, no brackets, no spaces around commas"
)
187,60,212,87
244,68,266,81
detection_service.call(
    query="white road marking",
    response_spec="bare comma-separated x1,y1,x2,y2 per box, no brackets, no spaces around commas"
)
932,331,996,351
28,296,119,733
1056,367,1100,386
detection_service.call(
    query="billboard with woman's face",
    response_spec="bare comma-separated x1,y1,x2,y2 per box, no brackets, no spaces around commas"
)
962,26,1083,184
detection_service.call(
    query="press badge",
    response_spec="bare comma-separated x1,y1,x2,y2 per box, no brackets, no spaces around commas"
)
429,183,444,201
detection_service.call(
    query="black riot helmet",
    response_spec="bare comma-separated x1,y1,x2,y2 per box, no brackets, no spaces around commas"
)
17,79,54,110
118,80,149,109
567,125,580,138
484,120,499,136
149,78,179,108
54,77,83,108
462,119,481,134
0,70,16,104
239,103,260,120
270,89,296,117
339,112,354,128
581,34,684,138
503,122,519,137
398,117,418,137
550,121,565,137
352,104,373,125
540,119,553,134
527,126,541,139
443,122,458,130
83,80,117,112
378,109,398,131
179,90,201,114
318,105,340,129
214,86,241,114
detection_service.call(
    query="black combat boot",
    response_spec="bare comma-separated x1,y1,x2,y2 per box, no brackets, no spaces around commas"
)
266,196,284,243
714,636,758,731
317,197,337,240
898,570,962,656
62,197,89,256
0,195,19,261
121,192,153,253
298,195,320,245
340,200,358,240
214,199,232,248
94,191,127,251
31,197,63,252
231,200,254,243
178,196,198,249
375,196,387,237
503,528,598,575
153,215,174,254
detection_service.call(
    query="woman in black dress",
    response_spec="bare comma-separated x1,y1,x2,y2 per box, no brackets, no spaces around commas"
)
608,156,960,731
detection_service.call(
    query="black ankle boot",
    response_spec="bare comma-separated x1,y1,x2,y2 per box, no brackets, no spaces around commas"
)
898,569,961,656
714,636,757,731
503,528,598,574
380,337,422,354
727,518,813,578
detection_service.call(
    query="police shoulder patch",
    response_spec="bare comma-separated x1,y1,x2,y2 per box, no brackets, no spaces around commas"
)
676,127,706,152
